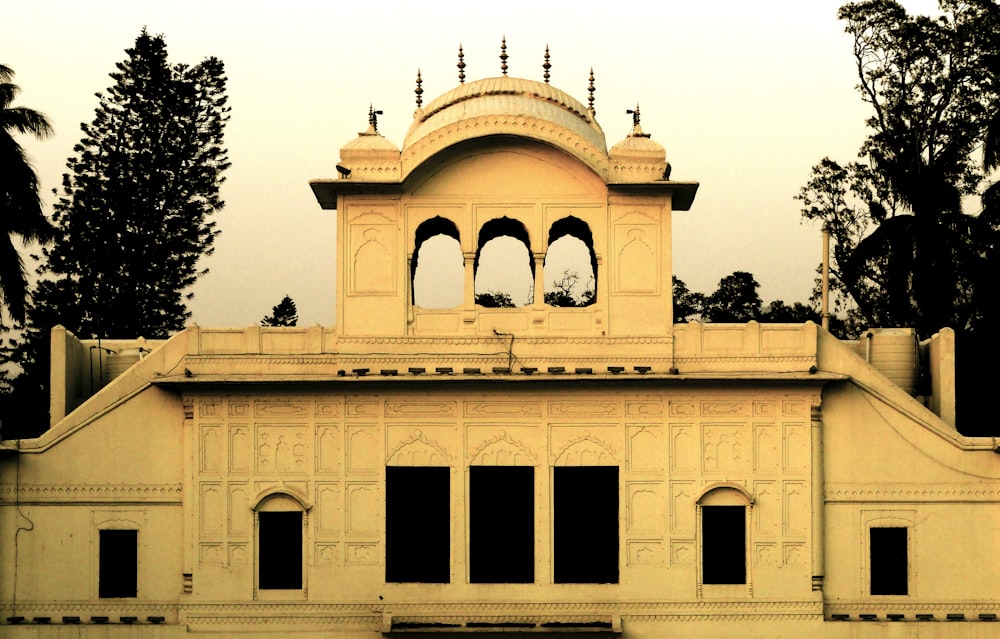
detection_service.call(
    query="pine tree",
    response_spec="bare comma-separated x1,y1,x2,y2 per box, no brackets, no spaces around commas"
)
261,295,298,327
2,30,229,437
35,29,230,339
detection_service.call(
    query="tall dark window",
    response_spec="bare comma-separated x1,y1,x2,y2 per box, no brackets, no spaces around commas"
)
701,505,746,584
258,511,303,589
470,466,534,583
386,466,450,583
553,466,618,583
99,529,138,598
870,527,908,595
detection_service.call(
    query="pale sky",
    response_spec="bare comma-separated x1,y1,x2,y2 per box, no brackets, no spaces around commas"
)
7,0,943,327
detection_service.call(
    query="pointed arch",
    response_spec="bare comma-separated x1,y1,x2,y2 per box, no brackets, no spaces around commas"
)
545,216,597,306
474,217,534,307
412,216,463,307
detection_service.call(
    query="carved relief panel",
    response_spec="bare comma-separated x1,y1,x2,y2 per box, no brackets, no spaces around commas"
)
612,210,660,294
663,392,816,571
348,210,397,295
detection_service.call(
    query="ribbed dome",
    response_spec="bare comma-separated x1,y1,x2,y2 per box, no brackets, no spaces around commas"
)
401,76,609,180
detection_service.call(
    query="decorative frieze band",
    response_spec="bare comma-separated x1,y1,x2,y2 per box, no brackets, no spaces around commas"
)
0,483,182,503
826,484,1000,502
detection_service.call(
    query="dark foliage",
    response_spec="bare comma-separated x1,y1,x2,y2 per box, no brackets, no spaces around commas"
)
1,30,229,438
261,295,298,327
700,272,763,323
798,0,1000,338
0,65,54,325
544,270,594,307
475,291,515,308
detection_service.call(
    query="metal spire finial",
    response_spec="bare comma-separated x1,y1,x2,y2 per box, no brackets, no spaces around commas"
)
627,103,641,127
457,44,466,84
587,68,596,115
415,69,423,108
543,45,551,83
500,37,509,76
368,104,383,132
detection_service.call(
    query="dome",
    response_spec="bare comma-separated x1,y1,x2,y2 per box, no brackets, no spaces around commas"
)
608,124,668,183
339,125,402,182
343,125,401,153
401,76,609,181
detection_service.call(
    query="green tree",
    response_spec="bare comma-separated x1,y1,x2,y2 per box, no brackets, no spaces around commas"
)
261,295,298,327
0,64,53,324
701,271,762,323
799,0,1000,337
4,30,230,437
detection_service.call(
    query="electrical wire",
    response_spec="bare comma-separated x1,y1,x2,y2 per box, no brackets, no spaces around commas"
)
12,442,35,618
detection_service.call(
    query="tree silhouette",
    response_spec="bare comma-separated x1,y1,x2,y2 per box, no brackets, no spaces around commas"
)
0,64,53,324
262,295,298,327
799,0,1000,337
2,30,230,437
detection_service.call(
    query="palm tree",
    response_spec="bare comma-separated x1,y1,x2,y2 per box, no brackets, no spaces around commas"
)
0,64,53,324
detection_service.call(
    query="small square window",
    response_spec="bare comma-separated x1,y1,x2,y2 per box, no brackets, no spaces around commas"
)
258,511,303,590
470,466,534,583
553,466,618,584
870,527,907,595
386,466,450,583
99,529,137,598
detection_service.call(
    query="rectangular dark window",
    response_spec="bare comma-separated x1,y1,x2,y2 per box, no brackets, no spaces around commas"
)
99,529,137,598
702,505,746,584
258,511,303,589
553,466,618,584
870,527,908,595
386,466,450,583
470,466,534,583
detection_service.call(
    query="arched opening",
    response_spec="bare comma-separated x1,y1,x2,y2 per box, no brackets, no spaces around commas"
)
698,487,751,586
256,493,305,591
544,216,597,307
412,217,463,308
474,217,533,308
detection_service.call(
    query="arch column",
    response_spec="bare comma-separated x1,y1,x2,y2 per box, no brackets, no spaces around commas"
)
532,252,546,310
463,252,476,322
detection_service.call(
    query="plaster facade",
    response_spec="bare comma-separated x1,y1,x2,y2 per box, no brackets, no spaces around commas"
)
2,54,999,638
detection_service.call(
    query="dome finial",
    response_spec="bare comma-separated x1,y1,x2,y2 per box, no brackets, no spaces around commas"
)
457,44,466,84
543,45,551,83
627,103,641,128
415,69,423,109
368,104,383,132
587,68,596,116
625,103,649,137
500,36,509,76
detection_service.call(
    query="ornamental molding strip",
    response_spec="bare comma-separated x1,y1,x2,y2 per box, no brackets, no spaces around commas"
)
825,483,1000,502
0,483,182,503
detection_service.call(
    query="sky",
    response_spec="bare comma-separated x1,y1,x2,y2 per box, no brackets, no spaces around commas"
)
6,0,945,328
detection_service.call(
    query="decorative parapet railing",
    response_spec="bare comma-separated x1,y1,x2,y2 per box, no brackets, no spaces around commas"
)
673,321,818,374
